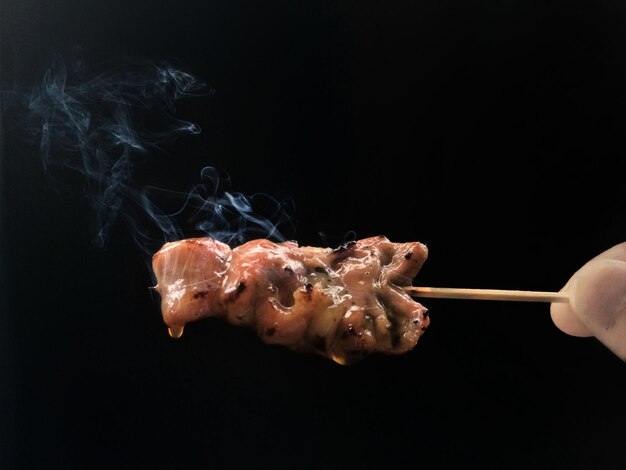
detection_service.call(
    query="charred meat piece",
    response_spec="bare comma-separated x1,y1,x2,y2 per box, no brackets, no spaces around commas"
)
152,236,430,364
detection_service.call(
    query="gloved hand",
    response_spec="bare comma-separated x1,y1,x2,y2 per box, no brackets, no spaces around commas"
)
551,242,626,360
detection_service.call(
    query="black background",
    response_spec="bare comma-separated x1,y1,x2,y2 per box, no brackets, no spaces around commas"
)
2,1,626,468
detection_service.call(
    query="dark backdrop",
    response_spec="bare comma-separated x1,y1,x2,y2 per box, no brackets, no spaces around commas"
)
2,1,626,469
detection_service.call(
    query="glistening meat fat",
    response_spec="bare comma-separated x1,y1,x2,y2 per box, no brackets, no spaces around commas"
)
152,236,430,364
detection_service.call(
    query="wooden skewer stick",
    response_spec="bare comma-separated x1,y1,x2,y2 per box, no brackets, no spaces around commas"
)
404,286,569,303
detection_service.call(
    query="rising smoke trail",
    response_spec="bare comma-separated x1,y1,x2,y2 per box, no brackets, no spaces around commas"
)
3,53,296,267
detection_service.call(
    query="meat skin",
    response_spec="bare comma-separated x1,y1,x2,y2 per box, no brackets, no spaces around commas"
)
153,236,430,364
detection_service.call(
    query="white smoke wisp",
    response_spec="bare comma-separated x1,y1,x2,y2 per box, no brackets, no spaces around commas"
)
4,53,296,267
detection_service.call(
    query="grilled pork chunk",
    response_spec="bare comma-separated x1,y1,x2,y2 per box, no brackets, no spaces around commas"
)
153,236,430,364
